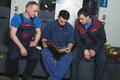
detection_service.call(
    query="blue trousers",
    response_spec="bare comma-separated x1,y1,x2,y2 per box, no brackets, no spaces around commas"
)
71,47,106,80
41,48,72,80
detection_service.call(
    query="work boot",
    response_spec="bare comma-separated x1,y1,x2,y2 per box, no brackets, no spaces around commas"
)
22,74,33,80
11,74,19,80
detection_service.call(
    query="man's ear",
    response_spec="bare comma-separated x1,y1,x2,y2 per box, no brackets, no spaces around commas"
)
26,7,29,12
57,16,59,19
87,15,90,19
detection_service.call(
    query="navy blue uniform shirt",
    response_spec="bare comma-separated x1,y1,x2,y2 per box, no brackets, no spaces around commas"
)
42,20,74,47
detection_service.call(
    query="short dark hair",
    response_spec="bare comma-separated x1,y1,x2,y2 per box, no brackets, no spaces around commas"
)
58,10,70,20
26,1,39,8
77,8,91,17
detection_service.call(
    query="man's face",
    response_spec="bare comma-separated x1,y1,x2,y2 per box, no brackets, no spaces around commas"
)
57,17,67,26
78,14,89,25
27,4,39,18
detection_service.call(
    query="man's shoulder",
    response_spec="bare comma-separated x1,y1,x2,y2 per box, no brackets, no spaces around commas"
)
46,20,56,26
47,19,56,23
67,22,73,27
12,14,21,19
93,18,102,24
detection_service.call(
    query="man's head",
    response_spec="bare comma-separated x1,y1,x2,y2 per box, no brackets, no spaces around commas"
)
77,8,91,25
57,10,70,26
25,1,39,18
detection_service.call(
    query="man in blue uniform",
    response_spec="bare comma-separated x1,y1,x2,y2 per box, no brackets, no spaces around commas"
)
8,1,41,80
71,8,107,80
41,10,74,80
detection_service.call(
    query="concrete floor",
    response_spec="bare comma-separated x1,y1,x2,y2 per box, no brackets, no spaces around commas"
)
0,77,41,80
0,73,70,80
0,75,47,80
0,76,69,80
0,77,46,80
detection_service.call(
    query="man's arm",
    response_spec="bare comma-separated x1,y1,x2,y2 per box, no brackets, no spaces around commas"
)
10,26,27,56
92,24,107,52
29,28,41,46
74,26,86,52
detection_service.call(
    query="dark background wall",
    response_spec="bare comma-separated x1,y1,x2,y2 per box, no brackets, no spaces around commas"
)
0,0,11,7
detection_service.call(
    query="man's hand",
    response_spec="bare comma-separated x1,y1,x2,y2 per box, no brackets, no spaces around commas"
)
66,43,73,53
65,47,71,53
84,49,91,60
42,39,48,48
20,47,28,56
89,49,96,57
29,41,37,47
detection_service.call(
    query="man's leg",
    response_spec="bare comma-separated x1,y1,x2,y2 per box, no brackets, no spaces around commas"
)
9,58,19,80
71,47,82,80
41,48,56,76
22,46,39,80
94,48,106,80
8,43,20,80
50,52,72,80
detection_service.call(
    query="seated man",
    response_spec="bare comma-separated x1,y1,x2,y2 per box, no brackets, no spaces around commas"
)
71,8,107,80
8,1,41,80
41,10,74,80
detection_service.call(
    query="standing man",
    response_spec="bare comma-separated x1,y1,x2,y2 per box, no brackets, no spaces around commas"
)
41,10,74,80
71,8,107,80
8,1,41,80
